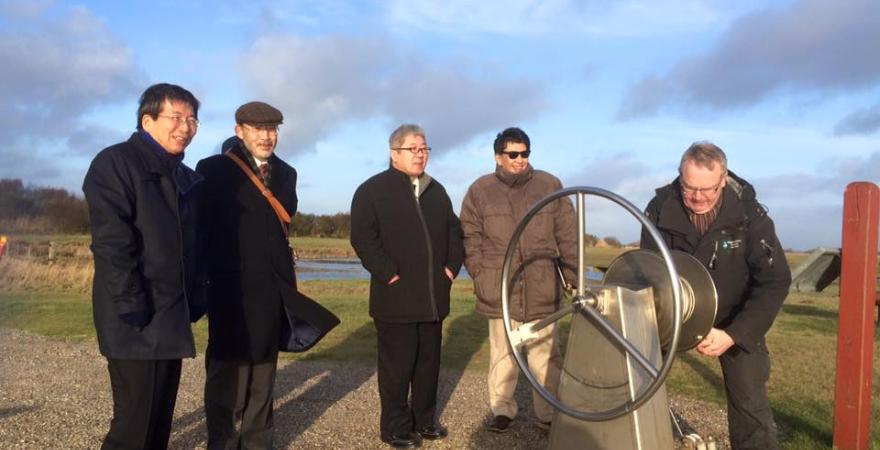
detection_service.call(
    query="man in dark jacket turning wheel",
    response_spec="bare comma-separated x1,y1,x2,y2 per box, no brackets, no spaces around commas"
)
350,124,465,449
641,142,791,450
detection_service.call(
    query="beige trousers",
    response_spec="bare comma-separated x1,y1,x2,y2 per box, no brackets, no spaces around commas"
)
487,318,563,422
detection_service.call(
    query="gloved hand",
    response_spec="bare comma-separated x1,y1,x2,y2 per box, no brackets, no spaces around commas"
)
119,309,152,330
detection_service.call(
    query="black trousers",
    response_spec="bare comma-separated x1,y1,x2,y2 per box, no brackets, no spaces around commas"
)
374,320,442,438
102,358,182,450
719,338,779,450
204,356,278,450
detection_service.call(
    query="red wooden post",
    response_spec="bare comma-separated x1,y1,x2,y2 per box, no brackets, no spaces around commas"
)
832,182,879,450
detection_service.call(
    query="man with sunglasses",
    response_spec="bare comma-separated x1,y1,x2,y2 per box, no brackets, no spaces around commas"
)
460,127,577,433
351,124,464,448
83,83,207,449
641,142,791,450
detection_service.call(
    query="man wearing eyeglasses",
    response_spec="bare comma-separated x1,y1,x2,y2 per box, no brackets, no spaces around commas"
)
350,124,464,449
196,101,338,449
459,127,577,433
641,142,791,450
83,83,207,449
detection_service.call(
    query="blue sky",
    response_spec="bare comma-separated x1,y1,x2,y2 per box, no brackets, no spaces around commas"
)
1,0,878,250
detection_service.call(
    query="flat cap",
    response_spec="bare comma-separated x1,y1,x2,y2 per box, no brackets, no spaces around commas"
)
235,101,283,126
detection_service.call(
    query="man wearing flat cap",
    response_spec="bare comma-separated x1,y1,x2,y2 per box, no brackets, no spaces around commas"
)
197,101,338,448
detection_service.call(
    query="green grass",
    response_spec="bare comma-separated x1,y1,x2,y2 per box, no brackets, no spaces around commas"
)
290,237,358,259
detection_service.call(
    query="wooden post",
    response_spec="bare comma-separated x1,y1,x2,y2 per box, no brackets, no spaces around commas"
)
48,241,56,263
832,182,879,450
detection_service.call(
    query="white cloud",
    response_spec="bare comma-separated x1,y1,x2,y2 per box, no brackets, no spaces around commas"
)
239,33,546,154
0,4,143,145
618,0,880,119
0,3,144,190
388,0,734,37
834,101,880,136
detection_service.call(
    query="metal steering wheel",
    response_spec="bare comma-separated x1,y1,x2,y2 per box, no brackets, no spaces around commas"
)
501,186,683,422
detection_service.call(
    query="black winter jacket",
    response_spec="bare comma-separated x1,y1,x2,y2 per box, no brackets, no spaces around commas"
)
640,172,791,352
83,133,206,359
350,168,465,323
197,143,339,361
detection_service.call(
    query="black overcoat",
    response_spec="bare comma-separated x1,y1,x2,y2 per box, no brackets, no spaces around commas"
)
197,143,338,361
350,168,465,323
640,172,791,352
83,133,205,360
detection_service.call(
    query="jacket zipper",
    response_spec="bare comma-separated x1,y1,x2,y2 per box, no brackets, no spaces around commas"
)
412,183,439,321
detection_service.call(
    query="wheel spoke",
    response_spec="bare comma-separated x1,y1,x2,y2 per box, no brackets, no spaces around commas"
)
577,303,660,379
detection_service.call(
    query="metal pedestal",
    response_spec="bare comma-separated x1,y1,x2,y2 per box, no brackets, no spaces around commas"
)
549,286,673,450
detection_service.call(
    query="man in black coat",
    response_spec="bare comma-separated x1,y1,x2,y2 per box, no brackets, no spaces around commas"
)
350,124,464,449
83,83,207,449
197,101,338,449
641,142,791,450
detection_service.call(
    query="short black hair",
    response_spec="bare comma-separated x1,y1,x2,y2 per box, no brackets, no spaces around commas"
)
136,83,200,131
493,127,530,154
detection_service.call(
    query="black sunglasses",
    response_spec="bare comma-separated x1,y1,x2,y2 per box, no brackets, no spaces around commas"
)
501,150,531,159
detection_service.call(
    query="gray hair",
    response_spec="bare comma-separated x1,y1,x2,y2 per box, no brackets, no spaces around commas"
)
679,141,728,174
389,124,425,149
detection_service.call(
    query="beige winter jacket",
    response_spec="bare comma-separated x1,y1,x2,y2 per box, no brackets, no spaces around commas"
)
460,165,578,322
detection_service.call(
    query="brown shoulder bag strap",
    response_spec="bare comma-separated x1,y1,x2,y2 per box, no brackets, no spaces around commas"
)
224,150,291,235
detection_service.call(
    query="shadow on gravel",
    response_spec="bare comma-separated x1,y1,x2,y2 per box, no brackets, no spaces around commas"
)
465,380,549,449
0,405,37,420
436,310,486,418
273,323,377,447
167,323,378,448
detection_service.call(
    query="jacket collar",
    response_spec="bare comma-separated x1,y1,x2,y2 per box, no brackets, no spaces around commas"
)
128,132,167,175
495,164,533,187
228,142,292,190
387,167,433,193
656,178,748,236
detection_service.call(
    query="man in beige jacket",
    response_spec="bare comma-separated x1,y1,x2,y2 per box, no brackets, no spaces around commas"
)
460,127,578,433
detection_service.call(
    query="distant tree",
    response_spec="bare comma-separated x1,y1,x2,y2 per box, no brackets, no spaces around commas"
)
0,178,89,233
291,212,316,236
603,236,623,248
329,212,351,238
584,233,599,247
0,178,351,238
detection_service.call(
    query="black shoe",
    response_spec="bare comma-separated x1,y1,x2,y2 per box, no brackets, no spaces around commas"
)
381,432,422,449
487,415,512,433
416,424,448,440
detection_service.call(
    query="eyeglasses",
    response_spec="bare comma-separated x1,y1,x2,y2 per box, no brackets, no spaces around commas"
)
392,146,431,155
501,150,531,159
158,115,199,128
243,124,279,135
681,179,723,196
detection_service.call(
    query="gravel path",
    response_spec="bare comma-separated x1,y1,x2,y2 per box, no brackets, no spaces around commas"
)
0,329,729,449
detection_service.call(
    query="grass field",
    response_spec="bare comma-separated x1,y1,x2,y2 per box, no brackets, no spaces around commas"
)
1,236,877,448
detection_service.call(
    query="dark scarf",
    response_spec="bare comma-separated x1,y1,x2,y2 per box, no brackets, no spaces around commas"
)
687,195,723,236
139,130,203,196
